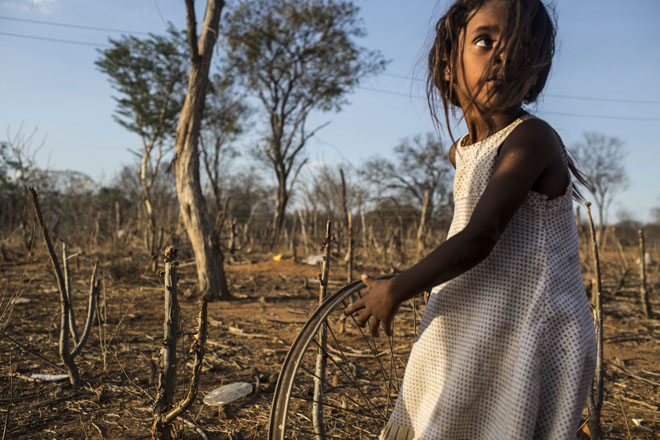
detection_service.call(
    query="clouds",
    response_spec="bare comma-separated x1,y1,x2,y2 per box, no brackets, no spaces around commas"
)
2,0,61,15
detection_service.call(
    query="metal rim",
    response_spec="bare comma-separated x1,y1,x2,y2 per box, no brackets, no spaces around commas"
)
268,274,398,440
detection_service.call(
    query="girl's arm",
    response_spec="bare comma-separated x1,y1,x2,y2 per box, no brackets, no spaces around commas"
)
345,118,568,336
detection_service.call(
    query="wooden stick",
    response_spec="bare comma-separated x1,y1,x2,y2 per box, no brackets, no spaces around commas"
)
70,262,100,358
613,231,629,270
152,246,180,440
359,193,368,251
585,202,604,440
610,362,660,387
618,394,659,411
313,220,332,439
63,243,78,344
2,353,12,440
339,213,354,335
347,212,353,284
638,229,652,318
416,189,429,260
340,168,349,242
161,297,208,425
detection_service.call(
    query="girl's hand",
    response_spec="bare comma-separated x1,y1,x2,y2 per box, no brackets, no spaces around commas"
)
344,274,400,337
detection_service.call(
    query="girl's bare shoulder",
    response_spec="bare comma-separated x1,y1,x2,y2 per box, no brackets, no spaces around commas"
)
502,116,570,198
503,116,561,159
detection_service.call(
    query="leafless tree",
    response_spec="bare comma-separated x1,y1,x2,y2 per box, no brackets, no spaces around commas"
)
572,132,628,239
651,202,660,225
301,164,357,222
199,72,249,234
361,132,453,224
29,188,99,387
0,125,49,251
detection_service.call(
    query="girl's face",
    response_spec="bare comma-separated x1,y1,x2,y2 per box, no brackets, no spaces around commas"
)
454,0,511,112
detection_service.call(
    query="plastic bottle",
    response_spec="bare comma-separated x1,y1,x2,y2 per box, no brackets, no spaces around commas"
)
203,382,253,406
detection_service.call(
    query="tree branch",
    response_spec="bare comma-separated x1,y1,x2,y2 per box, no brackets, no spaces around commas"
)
184,0,199,61
161,297,208,425
70,263,100,358
62,243,79,344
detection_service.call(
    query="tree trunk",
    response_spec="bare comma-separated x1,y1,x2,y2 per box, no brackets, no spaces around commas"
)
174,0,229,301
272,183,288,244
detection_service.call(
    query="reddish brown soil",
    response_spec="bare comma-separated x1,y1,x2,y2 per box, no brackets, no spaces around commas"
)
1,250,659,439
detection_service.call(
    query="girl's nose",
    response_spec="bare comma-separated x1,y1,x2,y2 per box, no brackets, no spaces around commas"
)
493,48,505,65
492,49,506,77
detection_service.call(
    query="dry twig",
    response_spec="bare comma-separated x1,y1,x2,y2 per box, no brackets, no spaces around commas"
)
313,220,332,439
638,229,652,318
585,202,604,440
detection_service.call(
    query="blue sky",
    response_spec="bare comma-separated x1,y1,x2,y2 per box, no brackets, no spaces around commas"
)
1,0,659,222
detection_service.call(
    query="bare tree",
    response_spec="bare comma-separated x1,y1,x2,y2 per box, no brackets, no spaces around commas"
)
0,125,49,251
29,188,100,387
199,72,249,231
173,0,230,300
650,202,660,225
572,132,628,239
362,132,454,223
223,0,386,241
301,164,357,221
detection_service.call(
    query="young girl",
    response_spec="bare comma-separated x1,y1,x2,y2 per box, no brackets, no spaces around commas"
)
344,0,597,438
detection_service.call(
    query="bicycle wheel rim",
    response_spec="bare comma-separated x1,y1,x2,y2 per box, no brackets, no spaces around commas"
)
268,274,403,440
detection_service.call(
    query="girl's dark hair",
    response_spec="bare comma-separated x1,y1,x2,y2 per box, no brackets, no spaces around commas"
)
428,0,589,201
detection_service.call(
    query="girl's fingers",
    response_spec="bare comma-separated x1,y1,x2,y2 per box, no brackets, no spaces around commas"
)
369,316,380,337
356,309,370,327
344,297,365,315
361,273,374,287
382,315,393,337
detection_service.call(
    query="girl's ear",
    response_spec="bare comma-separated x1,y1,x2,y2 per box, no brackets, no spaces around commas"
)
444,65,451,81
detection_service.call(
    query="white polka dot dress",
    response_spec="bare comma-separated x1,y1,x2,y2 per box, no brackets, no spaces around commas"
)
380,116,597,440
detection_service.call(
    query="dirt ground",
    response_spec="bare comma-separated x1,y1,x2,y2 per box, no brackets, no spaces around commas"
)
1,247,659,439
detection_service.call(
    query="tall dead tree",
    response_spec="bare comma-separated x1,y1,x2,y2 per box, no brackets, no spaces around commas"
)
29,187,99,387
174,0,230,300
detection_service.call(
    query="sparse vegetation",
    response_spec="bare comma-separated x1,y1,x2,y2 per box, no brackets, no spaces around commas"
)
1,1,658,438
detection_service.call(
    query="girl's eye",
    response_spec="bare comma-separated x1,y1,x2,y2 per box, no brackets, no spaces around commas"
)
474,36,493,48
